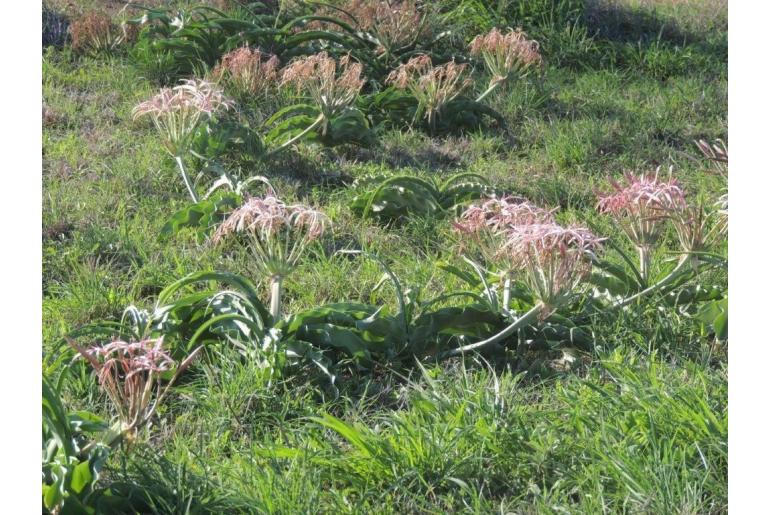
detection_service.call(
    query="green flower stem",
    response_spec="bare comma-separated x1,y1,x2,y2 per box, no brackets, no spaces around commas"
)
610,255,692,310
174,155,199,203
475,78,504,103
267,114,325,157
436,302,545,360
502,277,512,314
638,246,651,285
270,276,283,320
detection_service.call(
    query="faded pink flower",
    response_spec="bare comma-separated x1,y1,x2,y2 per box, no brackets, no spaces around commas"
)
213,195,330,279
386,55,472,124
501,223,604,313
597,170,686,247
469,28,542,84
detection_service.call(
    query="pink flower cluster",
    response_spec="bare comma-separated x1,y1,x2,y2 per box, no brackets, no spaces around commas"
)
455,196,602,310
213,195,328,243
133,79,233,118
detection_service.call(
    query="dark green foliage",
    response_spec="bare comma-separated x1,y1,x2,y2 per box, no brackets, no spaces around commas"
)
42,376,110,513
350,172,492,223
43,2,69,48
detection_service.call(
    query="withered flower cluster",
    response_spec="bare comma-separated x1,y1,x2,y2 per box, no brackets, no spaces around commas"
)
281,52,365,131
387,55,472,125
69,337,200,439
469,28,542,85
213,47,281,96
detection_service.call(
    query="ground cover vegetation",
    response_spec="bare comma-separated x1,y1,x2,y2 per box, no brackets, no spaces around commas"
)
43,0,727,512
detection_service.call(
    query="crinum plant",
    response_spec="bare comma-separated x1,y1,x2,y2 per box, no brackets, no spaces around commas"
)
67,337,202,445
596,170,686,283
133,79,233,202
469,27,543,102
212,195,330,319
454,196,555,310
440,221,603,359
212,46,280,98
278,52,366,141
386,55,472,129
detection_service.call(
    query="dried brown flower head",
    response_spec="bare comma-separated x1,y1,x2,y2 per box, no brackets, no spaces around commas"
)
386,55,472,124
469,28,542,85
70,11,126,54
213,47,281,96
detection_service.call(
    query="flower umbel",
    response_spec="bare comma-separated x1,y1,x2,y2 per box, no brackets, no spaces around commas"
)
386,55,472,125
213,47,280,96
469,28,542,86
280,52,365,129
133,79,233,157
213,195,330,318
454,196,555,264
501,223,603,315
68,337,201,439
597,170,686,281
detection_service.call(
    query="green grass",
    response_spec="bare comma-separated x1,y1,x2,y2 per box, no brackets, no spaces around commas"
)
43,0,727,512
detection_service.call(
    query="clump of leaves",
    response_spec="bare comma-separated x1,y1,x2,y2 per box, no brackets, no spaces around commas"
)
213,195,330,319
469,27,543,101
43,377,109,514
350,172,492,223
212,46,281,98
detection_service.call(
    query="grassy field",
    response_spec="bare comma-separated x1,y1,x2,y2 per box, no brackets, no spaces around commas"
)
43,0,727,512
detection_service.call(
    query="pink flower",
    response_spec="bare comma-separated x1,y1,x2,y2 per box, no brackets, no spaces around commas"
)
501,223,604,313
